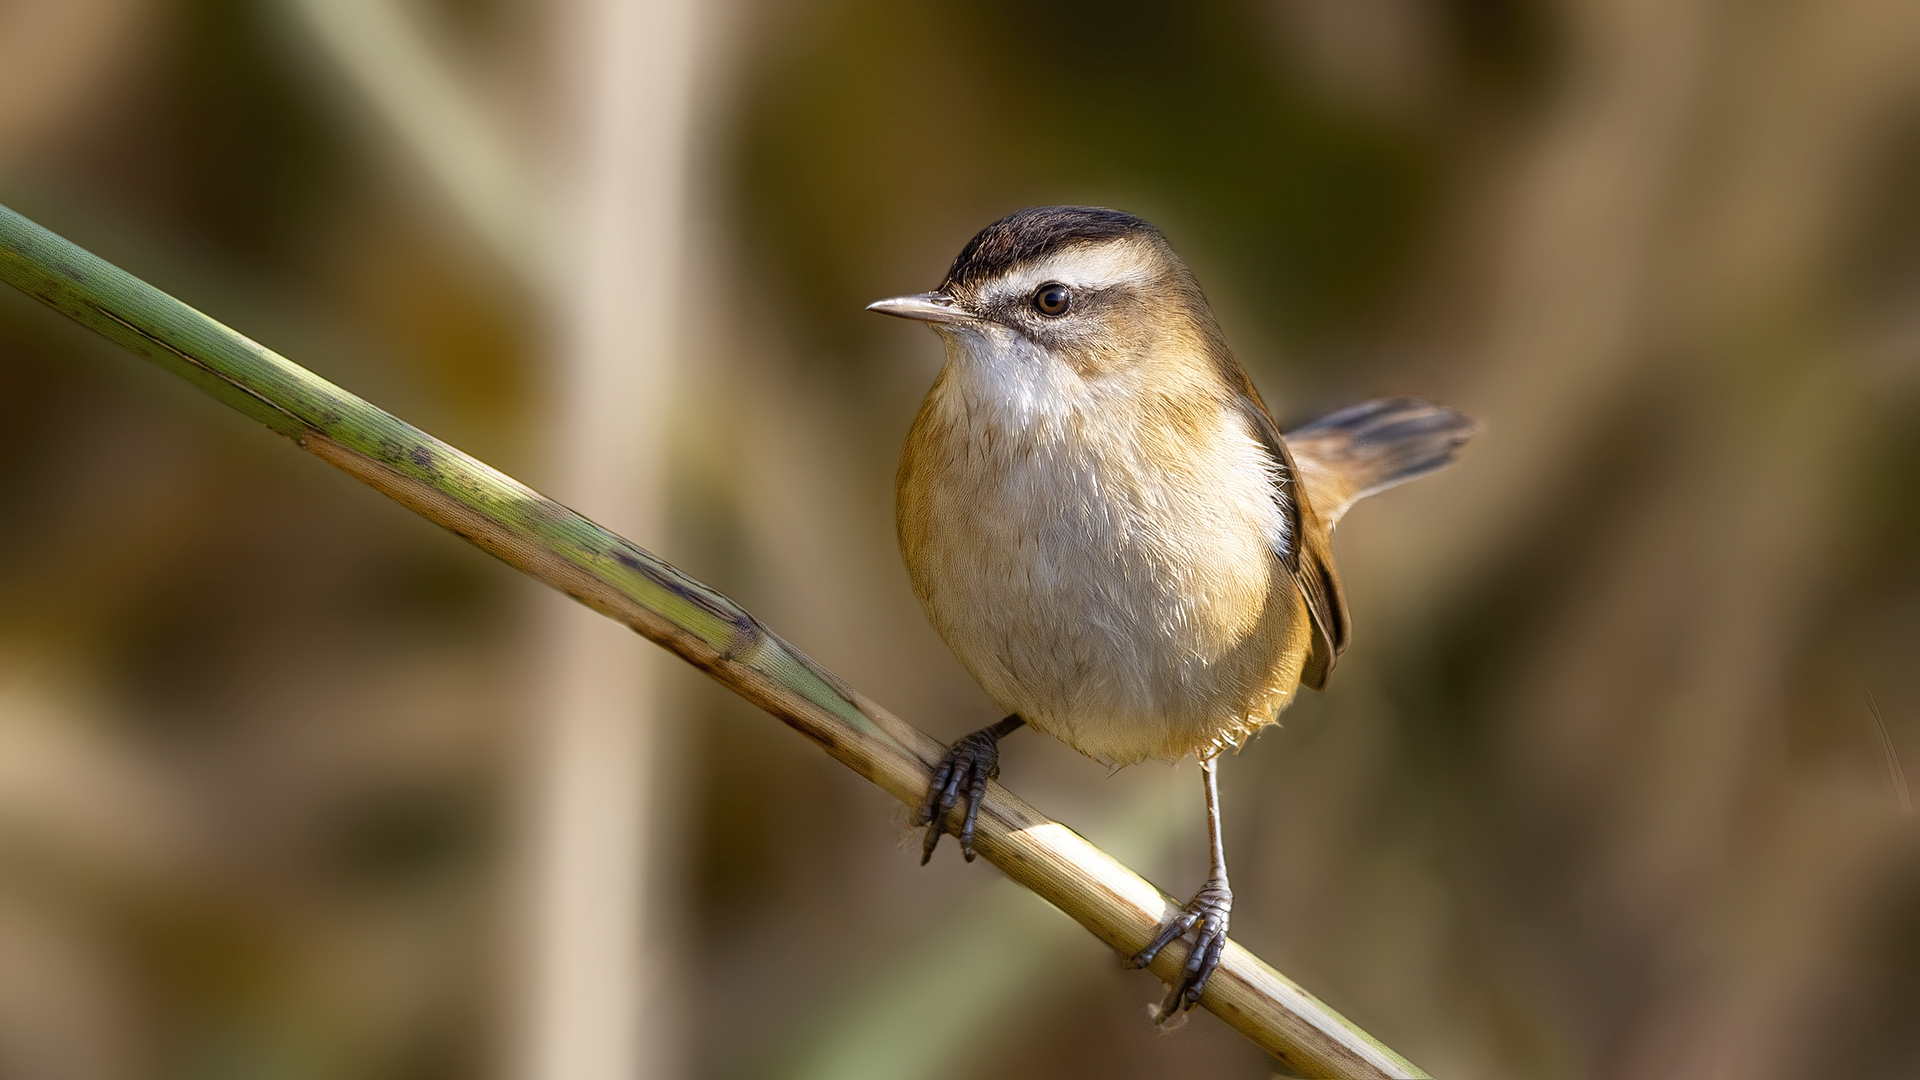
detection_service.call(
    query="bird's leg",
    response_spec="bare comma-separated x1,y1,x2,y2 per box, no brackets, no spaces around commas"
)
911,714,1024,863
1129,752,1233,1023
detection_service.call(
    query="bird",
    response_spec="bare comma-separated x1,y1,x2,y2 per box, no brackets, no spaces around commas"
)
867,205,1476,1023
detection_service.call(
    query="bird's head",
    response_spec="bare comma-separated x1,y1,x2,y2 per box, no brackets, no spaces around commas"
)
867,206,1230,385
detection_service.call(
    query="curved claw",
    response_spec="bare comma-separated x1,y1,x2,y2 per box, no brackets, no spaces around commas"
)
1128,880,1232,1022
910,719,1013,864
1128,909,1202,969
959,756,992,861
1179,915,1228,1007
918,757,971,864
912,759,957,832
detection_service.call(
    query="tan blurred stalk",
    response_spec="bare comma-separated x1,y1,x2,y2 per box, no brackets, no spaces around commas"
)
281,0,702,1072
524,1,701,1078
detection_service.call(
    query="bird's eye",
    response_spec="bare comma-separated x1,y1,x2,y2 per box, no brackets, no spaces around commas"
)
1032,283,1072,317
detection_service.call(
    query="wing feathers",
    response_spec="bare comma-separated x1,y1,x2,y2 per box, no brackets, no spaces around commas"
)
1233,392,1350,690
1238,394,1476,693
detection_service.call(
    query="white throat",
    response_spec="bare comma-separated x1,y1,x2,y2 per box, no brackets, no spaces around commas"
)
933,322,1103,434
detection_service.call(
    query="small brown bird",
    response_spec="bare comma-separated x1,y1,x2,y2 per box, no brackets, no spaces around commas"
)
869,206,1475,1021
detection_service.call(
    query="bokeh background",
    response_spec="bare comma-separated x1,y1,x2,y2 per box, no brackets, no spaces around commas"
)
3,0,1919,1077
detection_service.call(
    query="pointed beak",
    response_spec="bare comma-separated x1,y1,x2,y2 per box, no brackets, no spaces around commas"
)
865,291,971,325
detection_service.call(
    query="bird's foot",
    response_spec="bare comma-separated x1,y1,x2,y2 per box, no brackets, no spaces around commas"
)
909,717,1017,863
1128,877,1232,1024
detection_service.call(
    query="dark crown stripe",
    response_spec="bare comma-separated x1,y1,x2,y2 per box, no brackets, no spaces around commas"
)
943,206,1162,288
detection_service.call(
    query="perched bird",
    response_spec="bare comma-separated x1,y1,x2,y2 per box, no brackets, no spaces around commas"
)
869,206,1476,1021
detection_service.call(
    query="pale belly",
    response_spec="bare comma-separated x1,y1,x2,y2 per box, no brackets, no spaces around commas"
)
898,400,1311,764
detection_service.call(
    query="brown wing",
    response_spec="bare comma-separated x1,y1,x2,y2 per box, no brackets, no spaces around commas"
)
1232,389,1350,692
1234,391,1477,691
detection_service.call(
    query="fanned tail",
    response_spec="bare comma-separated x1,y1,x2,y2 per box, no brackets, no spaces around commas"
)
1284,397,1479,527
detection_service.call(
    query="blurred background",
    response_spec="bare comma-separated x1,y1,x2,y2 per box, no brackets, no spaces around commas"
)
2,0,1919,1077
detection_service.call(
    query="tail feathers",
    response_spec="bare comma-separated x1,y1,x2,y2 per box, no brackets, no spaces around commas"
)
1284,397,1478,526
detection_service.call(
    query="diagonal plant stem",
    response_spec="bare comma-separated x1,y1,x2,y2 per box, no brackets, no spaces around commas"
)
0,202,1429,1080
